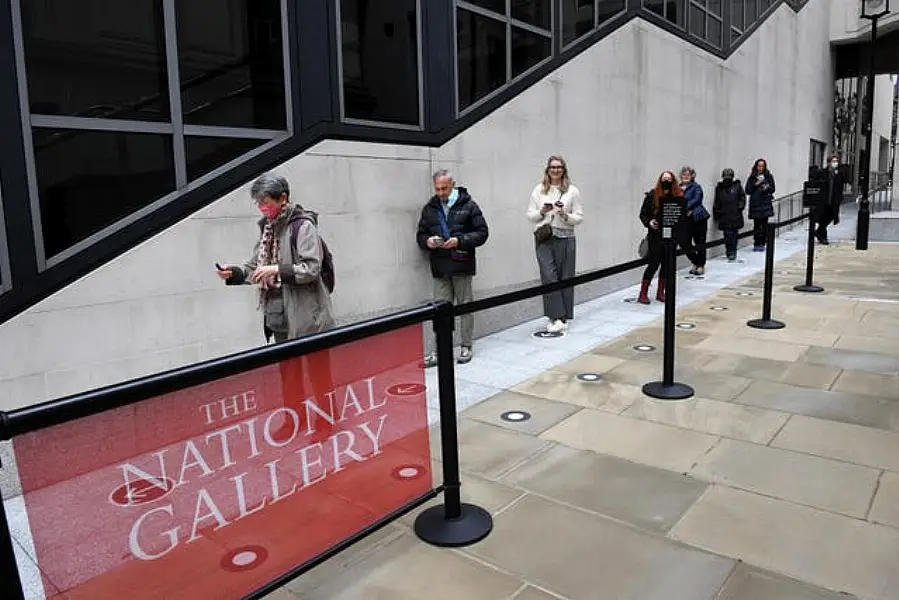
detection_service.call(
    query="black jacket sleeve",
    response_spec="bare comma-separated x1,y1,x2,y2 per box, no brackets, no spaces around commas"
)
459,200,489,249
639,192,655,228
416,205,433,251
712,186,722,221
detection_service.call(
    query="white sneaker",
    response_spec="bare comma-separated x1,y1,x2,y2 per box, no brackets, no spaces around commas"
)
559,320,569,332
546,319,564,333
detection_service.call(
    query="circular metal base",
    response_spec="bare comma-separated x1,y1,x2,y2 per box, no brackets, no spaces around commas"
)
642,381,695,401
746,318,786,330
414,503,493,548
793,284,824,293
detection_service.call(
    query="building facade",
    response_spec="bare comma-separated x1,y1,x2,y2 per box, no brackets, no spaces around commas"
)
0,0,876,406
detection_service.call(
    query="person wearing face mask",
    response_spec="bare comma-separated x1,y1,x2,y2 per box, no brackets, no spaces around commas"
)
637,170,689,304
746,158,776,251
813,155,844,245
216,172,335,341
712,168,746,262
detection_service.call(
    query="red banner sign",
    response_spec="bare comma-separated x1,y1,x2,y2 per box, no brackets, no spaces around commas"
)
13,325,431,599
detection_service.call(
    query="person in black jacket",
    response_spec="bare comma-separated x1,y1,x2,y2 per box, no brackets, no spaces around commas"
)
637,170,690,304
416,169,489,366
813,155,844,245
712,168,746,262
746,158,775,251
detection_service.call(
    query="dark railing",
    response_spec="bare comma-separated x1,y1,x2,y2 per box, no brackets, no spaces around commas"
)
0,190,811,598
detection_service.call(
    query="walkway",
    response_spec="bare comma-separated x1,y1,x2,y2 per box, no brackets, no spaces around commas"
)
279,214,899,600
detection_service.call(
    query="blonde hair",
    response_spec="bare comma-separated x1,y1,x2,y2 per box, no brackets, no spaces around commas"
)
541,155,570,194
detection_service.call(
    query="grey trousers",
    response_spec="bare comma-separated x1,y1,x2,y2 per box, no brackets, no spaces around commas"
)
537,237,576,321
434,275,474,347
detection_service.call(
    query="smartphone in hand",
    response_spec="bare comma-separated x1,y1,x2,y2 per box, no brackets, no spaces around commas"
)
215,263,225,271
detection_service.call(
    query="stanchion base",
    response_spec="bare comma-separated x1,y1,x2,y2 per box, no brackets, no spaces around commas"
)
642,381,694,400
414,503,493,548
747,318,786,330
793,284,824,293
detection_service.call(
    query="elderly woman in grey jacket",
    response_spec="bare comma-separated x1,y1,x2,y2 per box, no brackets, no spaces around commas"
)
217,172,334,342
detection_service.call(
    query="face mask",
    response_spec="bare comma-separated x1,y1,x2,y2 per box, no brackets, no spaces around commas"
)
259,203,283,220
661,180,673,191
831,161,839,169
723,176,733,182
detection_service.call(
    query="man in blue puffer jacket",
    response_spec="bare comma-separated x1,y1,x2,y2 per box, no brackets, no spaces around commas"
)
680,165,710,276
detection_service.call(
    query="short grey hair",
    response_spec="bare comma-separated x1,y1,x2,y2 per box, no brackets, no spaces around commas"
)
680,165,696,178
432,169,454,183
250,172,290,202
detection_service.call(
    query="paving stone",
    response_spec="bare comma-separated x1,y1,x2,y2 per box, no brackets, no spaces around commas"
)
801,346,899,375
435,418,553,480
623,397,788,444
771,415,899,473
289,526,522,600
502,444,708,533
734,380,899,431
540,408,718,474
693,336,809,362
466,494,734,600
691,438,879,518
869,471,899,529
670,486,899,600
716,564,859,600
463,390,582,435
831,369,899,401
511,370,644,413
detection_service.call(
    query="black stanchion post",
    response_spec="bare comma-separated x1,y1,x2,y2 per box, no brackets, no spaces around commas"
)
642,203,694,401
414,302,492,547
0,460,26,600
747,223,786,330
794,211,824,293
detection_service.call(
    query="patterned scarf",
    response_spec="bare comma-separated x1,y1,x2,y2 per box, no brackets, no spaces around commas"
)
256,208,288,307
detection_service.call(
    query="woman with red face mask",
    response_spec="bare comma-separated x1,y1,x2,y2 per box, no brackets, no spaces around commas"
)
216,172,334,341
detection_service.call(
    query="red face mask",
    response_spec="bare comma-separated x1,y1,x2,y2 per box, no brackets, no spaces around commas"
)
259,203,283,221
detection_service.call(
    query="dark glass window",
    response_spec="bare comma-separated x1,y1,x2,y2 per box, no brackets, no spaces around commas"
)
33,129,175,257
731,27,742,42
707,0,721,16
20,0,169,121
562,0,595,45
644,0,686,27
340,0,420,125
689,5,706,38
597,0,626,25
457,9,507,111
177,0,286,130
511,27,551,77
644,0,665,17
185,137,269,181
746,0,757,24
465,0,506,15
707,18,722,47
731,0,744,30
511,0,552,30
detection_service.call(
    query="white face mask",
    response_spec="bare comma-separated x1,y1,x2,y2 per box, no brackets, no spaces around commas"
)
831,161,839,169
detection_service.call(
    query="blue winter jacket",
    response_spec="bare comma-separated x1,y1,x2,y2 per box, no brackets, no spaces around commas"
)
683,181,710,221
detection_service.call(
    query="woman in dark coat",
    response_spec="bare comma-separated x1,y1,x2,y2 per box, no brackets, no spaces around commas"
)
712,168,746,262
745,158,775,251
637,170,688,304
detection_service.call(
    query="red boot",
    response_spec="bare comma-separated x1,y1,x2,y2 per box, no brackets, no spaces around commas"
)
656,278,666,302
637,280,651,304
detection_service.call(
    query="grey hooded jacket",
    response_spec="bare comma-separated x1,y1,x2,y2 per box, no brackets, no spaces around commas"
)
227,204,335,339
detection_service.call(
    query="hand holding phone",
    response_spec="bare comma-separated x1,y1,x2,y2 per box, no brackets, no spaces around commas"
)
215,263,233,281
541,202,554,214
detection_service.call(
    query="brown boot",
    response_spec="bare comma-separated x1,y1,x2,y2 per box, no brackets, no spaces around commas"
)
656,278,666,302
637,280,651,304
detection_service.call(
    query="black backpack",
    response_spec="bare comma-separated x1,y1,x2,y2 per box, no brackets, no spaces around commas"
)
290,216,335,294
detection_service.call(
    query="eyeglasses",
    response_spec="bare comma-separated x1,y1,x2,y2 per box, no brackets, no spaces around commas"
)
548,166,565,170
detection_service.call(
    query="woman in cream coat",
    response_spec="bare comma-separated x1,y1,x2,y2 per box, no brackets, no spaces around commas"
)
526,155,584,333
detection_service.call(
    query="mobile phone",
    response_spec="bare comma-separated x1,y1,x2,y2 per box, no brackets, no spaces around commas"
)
555,201,564,207
543,202,554,207
215,263,225,271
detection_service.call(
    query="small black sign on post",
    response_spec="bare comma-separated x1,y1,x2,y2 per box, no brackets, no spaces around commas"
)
795,180,825,294
643,196,694,401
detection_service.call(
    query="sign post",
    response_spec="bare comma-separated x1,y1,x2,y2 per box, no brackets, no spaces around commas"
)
642,195,695,401
795,180,825,293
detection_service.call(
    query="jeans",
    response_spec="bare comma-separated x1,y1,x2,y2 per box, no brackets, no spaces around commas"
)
687,219,708,267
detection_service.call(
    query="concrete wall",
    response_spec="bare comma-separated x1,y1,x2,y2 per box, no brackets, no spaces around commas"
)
0,2,836,408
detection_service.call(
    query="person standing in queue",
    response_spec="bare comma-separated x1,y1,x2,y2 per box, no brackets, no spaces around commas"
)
679,165,710,276
712,168,746,262
416,169,489,367
637,171,688,305
526,155,584,333
814,154,844,245
746,158,776,251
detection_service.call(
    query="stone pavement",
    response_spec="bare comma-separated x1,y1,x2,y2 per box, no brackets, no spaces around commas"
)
280,227,899,597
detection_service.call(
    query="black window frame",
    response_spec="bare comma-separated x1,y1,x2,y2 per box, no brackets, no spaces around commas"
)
561,0,627,50
11,0,295,269
454,0,554,115
0,185,10,295
335,0,425,130
687,0,724,48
